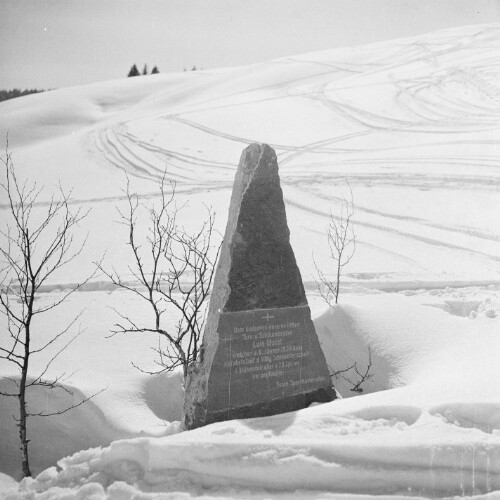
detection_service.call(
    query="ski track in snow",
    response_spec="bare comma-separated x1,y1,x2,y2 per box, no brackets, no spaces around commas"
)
286,195,500,263
75,24,500,285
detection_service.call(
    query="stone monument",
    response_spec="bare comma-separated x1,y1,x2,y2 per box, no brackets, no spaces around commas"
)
183,143,336,430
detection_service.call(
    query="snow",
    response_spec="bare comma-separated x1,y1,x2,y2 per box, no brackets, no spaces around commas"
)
1,22,500,499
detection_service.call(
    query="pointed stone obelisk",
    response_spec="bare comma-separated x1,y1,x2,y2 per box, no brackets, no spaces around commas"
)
183,144,336,430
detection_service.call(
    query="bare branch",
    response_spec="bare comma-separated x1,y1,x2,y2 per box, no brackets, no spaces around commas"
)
0,141,101,477
330,348,373,394
101,174,221,379
314,180,356,305
27,387,106,418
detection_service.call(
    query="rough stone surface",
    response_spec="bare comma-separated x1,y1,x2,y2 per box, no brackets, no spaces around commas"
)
183,144,336,430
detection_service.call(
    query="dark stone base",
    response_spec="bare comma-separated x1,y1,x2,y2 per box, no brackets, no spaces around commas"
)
199,385,337,428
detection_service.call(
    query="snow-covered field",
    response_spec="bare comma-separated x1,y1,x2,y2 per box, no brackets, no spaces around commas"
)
1,23,500,499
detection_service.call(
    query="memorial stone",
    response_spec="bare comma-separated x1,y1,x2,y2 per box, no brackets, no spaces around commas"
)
183,143,336,430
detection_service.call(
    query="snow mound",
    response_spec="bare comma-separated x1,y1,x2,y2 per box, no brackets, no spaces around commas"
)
11,397,500,498
4,288,500,498
0,378,125,481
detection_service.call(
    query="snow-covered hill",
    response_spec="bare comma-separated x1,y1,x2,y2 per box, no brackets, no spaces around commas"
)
2,22,500,287
1,23,500,499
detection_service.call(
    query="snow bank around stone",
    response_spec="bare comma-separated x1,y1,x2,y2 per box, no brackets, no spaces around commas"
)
9,393,500,498
3,287,500,498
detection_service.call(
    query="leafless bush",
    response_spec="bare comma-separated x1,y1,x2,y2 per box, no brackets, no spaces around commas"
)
330,347,373,393
0,144,102,477
315,182,356,305
99,176,220,380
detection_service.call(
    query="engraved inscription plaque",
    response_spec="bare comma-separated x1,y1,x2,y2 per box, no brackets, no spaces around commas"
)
208,306,331,413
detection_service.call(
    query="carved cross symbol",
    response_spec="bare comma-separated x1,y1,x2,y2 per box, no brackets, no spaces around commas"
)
262,312,275,322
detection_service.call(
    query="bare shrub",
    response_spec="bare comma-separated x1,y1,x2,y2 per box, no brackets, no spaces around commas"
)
314,182,356,305
99,176,220,380
0,144,102,477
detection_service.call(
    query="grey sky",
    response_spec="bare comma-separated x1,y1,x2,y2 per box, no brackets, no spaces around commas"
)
1,0,500,89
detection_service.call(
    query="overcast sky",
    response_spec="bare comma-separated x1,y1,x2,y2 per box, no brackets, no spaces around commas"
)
2,0,500,90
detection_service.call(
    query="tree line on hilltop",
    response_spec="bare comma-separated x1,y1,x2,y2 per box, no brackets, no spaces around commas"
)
1,64,202,103
0,66,161,103
128,64,160,77
127,64,201,77
0,88,45,102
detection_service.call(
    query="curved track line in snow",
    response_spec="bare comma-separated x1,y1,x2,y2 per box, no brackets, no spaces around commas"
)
92,122,234,183
294,184,500,244
303,223,422,269
84,23,500,193
285,195,500,263
118,126,234,170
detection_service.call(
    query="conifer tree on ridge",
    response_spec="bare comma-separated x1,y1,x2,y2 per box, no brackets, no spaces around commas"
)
128,64,140,77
